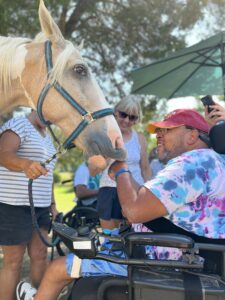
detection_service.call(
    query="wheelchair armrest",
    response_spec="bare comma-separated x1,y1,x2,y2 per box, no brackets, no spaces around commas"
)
124,233,194,252
196,243,225,252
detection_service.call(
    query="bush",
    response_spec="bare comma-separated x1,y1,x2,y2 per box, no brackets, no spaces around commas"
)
53,172,61,183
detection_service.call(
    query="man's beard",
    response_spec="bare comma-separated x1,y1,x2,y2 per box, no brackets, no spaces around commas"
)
158,150,173,164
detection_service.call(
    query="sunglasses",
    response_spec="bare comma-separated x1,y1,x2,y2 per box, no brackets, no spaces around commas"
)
155,128,172,135
118,111,138,122
155,126,189,135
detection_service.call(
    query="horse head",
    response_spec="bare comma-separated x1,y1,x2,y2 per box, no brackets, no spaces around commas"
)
0,0,126,174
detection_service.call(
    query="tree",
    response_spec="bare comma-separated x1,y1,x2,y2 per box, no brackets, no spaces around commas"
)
2,0,225,102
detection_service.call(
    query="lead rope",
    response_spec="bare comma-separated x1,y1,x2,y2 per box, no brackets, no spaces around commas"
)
28,145,67,248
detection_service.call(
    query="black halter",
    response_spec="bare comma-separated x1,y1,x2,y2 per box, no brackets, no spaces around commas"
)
37,40,113,150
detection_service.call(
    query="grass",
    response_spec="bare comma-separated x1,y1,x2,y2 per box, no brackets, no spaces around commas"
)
54,172,75,214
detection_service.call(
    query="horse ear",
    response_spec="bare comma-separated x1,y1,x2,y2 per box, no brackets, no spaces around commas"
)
39,0,64,42
78,39,84,51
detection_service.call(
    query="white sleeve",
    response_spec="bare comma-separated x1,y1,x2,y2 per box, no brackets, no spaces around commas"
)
73,163,90,187
0,117,27,144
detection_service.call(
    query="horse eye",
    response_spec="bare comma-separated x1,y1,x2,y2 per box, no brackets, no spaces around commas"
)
74,64,87,76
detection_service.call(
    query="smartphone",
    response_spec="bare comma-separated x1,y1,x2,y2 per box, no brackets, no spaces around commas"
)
200,95,215,113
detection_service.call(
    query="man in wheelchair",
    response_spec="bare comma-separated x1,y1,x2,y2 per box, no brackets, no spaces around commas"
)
17,109,225,300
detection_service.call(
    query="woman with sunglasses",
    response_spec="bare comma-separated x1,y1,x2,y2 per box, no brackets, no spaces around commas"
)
97,97,151,229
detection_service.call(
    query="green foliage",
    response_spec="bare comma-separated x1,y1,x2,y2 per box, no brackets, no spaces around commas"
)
48,126,84,172
54,183,74,213
53,171,61,183
0,0,38,36
54,171,74,213
56,147,83,172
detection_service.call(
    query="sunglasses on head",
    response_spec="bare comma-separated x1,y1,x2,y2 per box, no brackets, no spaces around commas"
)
118,111,138,122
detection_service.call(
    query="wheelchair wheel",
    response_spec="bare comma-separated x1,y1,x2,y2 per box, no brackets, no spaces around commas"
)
56,206,100,256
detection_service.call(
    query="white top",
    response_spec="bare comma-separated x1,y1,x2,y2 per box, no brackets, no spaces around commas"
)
74,162,101,190
0,117,56,207
73,162,90,186
100,131,143,188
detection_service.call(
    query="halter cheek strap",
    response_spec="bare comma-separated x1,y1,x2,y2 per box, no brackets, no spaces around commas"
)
37,40,113,150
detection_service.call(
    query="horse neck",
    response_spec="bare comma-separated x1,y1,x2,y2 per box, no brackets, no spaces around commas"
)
0,81,32,115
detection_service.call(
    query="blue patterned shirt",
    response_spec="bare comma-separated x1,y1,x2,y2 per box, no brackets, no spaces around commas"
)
144,149,225,239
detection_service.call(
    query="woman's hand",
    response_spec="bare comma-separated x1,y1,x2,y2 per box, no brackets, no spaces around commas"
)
205,103,225,126
23,160,48,179
0,130,48,179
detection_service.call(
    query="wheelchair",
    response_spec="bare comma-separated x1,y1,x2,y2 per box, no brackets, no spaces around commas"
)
55,195,100,256
53,222,225,300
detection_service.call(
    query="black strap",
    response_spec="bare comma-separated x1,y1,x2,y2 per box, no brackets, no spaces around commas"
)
183,272,203,300
28,179,61,247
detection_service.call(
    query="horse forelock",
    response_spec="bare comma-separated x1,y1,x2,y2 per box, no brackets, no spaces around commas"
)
33,32,48,43
48,41,83,85
0,33,85,96
0,36,31,94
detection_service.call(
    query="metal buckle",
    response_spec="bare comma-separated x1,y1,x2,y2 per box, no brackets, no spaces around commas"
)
57,145,67,156
44,145,67,165
82,112,94,124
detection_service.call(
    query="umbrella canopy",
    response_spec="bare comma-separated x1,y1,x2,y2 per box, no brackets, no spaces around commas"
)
131,32,225,99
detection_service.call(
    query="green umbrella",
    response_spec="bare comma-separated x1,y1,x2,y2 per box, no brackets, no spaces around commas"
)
131,32,225,99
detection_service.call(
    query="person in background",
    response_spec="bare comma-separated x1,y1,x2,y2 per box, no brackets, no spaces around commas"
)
97,97,151,229
204,101,225,125
148,147,165,178
73,161,101,207
0,110,57,300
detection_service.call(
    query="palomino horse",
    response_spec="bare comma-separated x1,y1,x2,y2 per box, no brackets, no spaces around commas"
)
0,0,126,173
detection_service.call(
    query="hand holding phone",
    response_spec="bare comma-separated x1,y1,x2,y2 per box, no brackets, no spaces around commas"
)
200,95,215,113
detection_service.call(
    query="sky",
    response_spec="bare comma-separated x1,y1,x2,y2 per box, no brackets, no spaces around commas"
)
168,96,224,113
167,97,197,112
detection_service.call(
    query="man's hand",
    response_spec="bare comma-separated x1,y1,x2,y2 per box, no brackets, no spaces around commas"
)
108,160,128,180
87,155,108,176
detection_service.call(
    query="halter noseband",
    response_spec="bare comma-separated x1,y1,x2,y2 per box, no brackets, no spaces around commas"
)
37,40,113,150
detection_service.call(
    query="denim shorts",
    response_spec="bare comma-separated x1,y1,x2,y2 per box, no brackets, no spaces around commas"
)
0,202,51,245
96,187,122,220
66,229,127,278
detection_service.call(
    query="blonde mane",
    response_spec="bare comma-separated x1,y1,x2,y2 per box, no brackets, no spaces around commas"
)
0,33,81,96
0,36,31,94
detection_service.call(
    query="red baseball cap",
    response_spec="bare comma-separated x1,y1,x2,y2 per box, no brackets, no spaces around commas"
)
147,109,209,133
